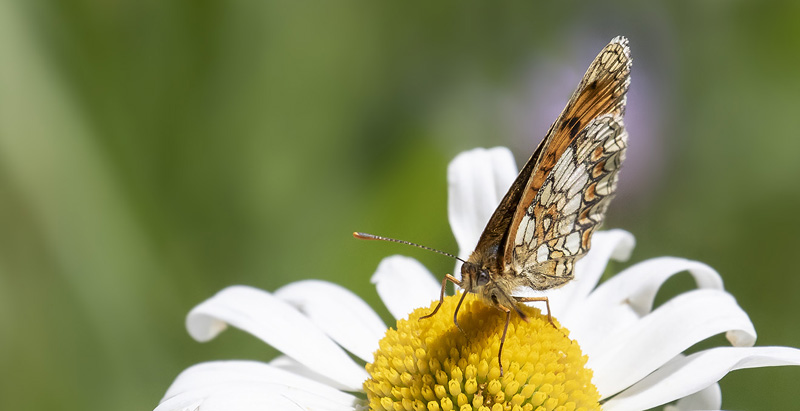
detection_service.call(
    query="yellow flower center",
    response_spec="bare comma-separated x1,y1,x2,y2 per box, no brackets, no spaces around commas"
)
364,293,601,411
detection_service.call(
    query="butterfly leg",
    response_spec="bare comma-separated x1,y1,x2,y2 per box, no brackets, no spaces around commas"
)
452,289,469,337
419,274,462,320
496,304,513,376
514,296,554,328
419,274,469,337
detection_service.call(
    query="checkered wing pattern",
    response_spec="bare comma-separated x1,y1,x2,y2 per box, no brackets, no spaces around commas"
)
508,114,627,289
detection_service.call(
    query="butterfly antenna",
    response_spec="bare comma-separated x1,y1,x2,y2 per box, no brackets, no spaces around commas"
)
353,232,467,263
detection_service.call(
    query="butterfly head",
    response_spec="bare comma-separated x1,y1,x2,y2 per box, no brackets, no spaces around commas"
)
460,261,492,292
461,260,527,320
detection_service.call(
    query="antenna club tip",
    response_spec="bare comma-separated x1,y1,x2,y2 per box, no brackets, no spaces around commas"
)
353,232,371,240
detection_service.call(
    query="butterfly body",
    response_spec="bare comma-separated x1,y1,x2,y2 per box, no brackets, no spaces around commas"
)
455,38,630,328
357,36,632,375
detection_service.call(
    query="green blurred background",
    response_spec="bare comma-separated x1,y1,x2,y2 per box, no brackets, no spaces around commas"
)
1,2,799,410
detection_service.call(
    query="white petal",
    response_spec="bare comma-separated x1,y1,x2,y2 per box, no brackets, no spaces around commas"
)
155,394,204,411
274,280,387,362
588,289,756,397
663,382,721,411
587,257,724,315
269,355,358,391
202,390,304,411
565,257,725,350
157,384,351,411
156,360,361,411
372,255,441,320
604,346,800,411
447,147,518,266
186,286,368,391
163,360,356,404
545,229,635,317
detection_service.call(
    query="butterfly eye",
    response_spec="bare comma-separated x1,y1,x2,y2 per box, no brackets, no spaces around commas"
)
476,270,490,286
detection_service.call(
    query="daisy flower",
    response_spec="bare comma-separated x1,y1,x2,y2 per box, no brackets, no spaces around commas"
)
154,147,800,411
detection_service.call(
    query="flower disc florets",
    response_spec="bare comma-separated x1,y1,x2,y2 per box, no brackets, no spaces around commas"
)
364,293,601,411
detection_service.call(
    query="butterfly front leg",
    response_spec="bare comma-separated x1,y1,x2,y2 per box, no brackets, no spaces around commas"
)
419,274,470,336
492,296,556,377
419,274,461,320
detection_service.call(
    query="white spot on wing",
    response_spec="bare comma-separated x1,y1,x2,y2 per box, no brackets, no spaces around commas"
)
540,182,553,205
557,213,576,236
515,218,527,245
565,232,581,255
555,261,566,276
536,244,550,263
563,193,581,215
567,168,590,198
596,174,616,195
524,219,535,244
552,148,574,190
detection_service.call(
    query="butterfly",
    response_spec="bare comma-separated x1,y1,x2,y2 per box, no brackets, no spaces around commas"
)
357,36,631,375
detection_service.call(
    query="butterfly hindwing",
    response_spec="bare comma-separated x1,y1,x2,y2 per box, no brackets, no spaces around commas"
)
508,114,627,288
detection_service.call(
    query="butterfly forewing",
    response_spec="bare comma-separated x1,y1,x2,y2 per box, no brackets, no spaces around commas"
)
498,36,631,289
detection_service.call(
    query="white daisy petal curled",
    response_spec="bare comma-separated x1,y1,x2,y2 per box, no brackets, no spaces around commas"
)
565,257,729,351
371,255,440,320
275,280,387,362
186,285,368,391
663,382,722,411
447,146,518,262
157,386,289,411
604,346,800,411
589,289,756,397
267,355,365,390
587,257,724,316
156,361,362,411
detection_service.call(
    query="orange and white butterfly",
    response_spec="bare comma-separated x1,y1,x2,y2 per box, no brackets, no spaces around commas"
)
357,36,631,374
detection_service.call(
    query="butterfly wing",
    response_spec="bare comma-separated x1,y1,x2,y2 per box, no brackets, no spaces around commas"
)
502,36,632,289
507,115,627,288
464,137,549,274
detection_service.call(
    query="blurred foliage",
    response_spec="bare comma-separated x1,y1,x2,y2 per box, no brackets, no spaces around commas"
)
1,1,799,410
